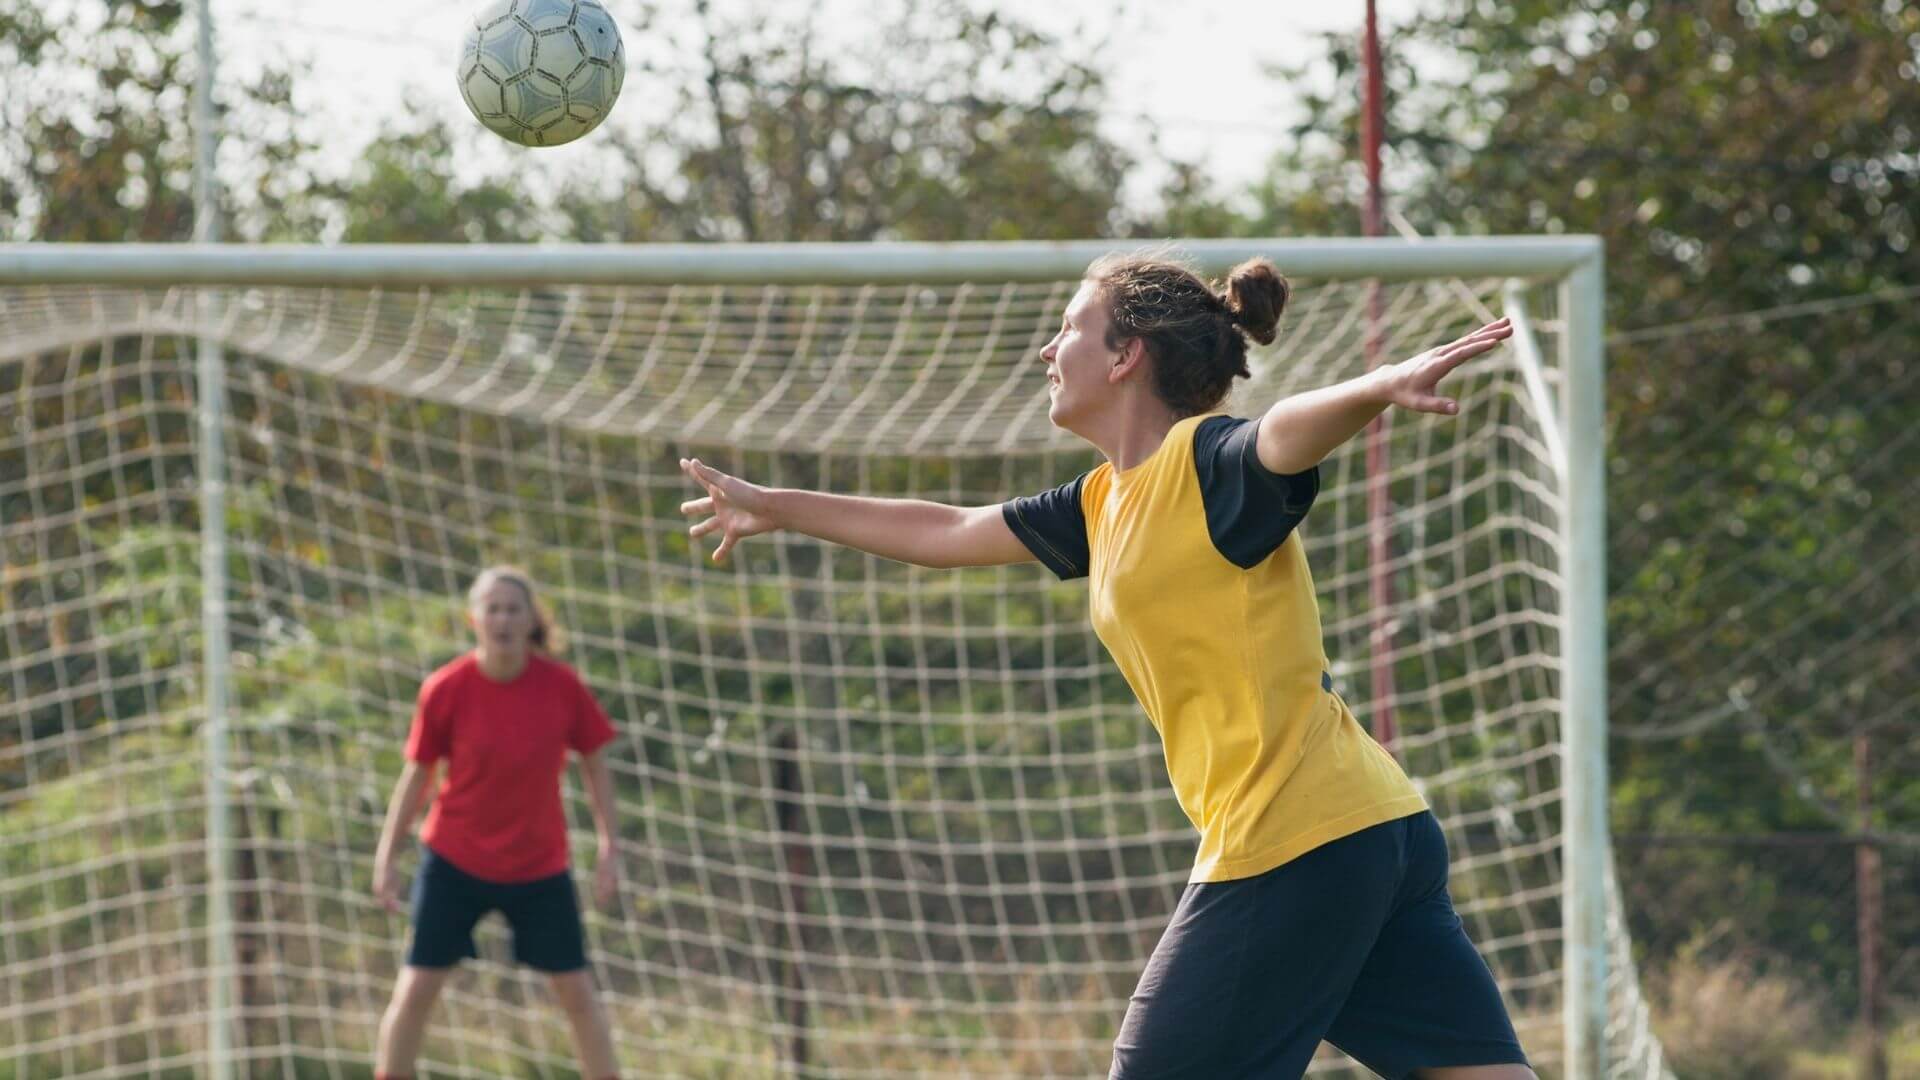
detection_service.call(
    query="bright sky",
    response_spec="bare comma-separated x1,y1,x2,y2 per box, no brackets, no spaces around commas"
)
215,0,1429,210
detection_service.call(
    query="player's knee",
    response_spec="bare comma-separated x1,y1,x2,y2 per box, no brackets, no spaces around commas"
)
381,997,419,1029
384,972,444,1023
378,995,420,1034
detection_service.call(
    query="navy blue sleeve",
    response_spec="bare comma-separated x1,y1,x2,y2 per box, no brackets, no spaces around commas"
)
1192,415,1320,569
1001,474,1091,580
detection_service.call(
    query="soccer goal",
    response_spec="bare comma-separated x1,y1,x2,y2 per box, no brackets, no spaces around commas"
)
0,239,1664,1078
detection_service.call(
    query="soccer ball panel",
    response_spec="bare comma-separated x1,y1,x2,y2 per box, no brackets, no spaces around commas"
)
461,64,505,116
476,23,534,76
517,0,576,33
533,27,588,83
568,63,611,105
504,76,568,130
574,2,620,62
457,0,625,147
539,113,594,145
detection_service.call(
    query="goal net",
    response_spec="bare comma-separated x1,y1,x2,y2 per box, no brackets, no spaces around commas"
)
0,240,1665,1078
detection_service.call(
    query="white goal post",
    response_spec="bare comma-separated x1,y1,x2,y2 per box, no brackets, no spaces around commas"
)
0,238,1654,1079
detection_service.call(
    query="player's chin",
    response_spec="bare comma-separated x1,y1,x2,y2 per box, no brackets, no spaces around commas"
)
1047,402,1091,439
1045,390,1071,430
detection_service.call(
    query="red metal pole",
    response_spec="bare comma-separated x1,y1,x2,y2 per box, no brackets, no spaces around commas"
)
1362,0,1397,751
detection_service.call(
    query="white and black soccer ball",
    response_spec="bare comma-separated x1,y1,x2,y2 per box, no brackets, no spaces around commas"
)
457,0,625,148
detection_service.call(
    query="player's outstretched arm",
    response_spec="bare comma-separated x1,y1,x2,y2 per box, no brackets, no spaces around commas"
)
1253,317,1512,475
679,457,1036,569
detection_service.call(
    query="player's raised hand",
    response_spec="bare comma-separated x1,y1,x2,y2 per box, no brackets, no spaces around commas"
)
679,458,778,563
1382,317,1512,415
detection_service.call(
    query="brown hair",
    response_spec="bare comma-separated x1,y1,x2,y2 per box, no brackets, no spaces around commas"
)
1085,251,1290,417
467,565,567,655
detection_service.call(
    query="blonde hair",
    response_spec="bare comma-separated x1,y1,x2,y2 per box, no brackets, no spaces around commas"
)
467,565,567,656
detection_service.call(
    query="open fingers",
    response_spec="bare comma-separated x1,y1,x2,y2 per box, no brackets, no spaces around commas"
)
680,495,714,516
688,516,723,540
1401,319,1511,412
1442,321,1511,354
680,457,730,488
1436,319,1509,352
1432,335,1504,374
1423,321,1512,380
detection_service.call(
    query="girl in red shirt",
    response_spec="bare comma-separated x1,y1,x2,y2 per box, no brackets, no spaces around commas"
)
371,566,622,1080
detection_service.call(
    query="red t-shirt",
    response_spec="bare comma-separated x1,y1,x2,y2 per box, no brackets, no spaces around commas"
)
405,652,616,883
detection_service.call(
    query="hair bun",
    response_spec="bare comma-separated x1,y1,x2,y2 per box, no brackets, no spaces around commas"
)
1222,258,1289,347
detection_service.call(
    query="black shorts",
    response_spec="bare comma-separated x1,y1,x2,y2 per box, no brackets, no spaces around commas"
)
1110,812,1529,1079
405,847,589,973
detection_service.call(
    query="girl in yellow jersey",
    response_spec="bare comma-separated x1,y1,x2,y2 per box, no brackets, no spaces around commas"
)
679,253,1533,1080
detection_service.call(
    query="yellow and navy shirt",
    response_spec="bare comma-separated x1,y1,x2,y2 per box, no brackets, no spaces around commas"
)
1003,413,1426,883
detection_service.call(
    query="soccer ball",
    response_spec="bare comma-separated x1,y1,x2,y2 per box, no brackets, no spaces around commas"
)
457,0,626,148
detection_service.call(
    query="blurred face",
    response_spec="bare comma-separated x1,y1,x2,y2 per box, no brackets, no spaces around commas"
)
469,576,537,656
1039,281,1122,433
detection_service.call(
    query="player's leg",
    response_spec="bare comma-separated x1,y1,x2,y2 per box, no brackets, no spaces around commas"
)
501,869,618,1078
548,969,619,1079
378,849,487,1078
1109,817,1409,1079
376,965,454,1077
1325,812,1533,1079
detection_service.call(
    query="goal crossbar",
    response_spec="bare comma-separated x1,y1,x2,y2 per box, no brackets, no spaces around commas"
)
0,237,1602,287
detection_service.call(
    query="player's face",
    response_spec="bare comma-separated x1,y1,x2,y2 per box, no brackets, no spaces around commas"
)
470,578,537,655
1040,282,1121,432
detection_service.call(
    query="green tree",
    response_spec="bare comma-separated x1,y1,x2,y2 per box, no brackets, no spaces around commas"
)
333,118,547,243
553,0,1133,242
0,0,332,241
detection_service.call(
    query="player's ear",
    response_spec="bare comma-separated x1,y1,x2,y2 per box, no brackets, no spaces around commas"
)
1109,337,1147,384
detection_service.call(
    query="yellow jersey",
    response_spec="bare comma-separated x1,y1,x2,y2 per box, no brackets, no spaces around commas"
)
1003,414,1426,882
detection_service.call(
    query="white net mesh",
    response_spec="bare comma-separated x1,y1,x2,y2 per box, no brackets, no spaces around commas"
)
0,255,1665,1077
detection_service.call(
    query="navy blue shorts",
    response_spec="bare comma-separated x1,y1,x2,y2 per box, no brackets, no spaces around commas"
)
1110,812,1529,1079
405,847,589,973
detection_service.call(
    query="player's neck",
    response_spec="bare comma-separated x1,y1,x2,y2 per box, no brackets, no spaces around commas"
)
474,647,530,683
1089,393,1180,474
